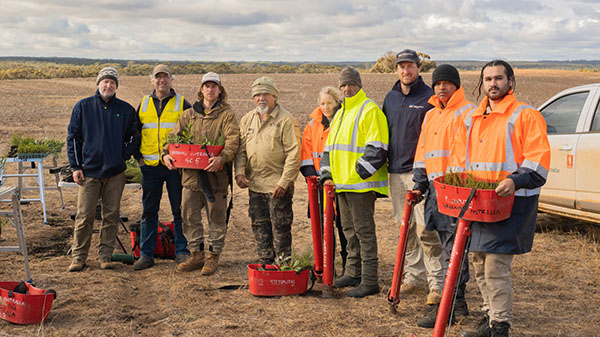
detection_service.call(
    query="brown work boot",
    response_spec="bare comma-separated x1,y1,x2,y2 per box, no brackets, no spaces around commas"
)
68,258,86,272
426,289,442,305
400,282,428,294
200,253,220,276
100,257,114,270
176,251,205,272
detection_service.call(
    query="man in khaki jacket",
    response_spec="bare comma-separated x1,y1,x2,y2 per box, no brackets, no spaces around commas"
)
235,77,301,264
163,72,239,275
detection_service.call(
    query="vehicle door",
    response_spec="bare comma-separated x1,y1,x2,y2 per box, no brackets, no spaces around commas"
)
539,87,594,208
575,87,600,213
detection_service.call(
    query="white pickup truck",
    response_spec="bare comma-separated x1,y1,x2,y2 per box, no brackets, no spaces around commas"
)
538,83,600,223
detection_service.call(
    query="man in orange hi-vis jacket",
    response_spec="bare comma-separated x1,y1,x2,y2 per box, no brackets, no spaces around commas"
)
411,64,475,328
449,60,551,337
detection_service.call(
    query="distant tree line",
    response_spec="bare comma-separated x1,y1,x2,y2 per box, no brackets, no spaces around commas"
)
0,59,355,80
2,54,596,80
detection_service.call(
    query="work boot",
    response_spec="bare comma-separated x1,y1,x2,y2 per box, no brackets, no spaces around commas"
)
400,282,428,294
333,275,361,288
176,251,204,272
417,304,456,329
68,258,86,272
200,253,220,276
100,257,114,270
460,314,490,337
454,297,470,316
175,253,190,265
133,256,155,271
426,289,442,305
490,321,510,337
348,283,380,298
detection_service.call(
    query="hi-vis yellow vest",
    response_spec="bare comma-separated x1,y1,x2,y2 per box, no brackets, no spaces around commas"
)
139,94,183,166
324,89,389,195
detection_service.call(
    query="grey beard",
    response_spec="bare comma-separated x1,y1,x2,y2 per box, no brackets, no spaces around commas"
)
256,105,269,114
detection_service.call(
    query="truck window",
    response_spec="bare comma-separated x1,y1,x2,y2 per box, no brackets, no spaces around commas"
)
541,91,588,134
591,101,600,132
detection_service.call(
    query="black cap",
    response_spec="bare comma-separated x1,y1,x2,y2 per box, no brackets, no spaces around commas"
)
432,64,461,88
395,49,420,65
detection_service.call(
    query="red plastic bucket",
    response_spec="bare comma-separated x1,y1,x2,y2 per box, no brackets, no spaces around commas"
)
0,282,56,324
433,175,514,222
247,264,310,296
168,144,224,169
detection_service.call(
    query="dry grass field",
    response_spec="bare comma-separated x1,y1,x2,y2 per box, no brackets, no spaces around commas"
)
0,70,599,337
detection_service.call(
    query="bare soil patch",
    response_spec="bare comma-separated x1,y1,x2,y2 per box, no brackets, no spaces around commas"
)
1,70,599,337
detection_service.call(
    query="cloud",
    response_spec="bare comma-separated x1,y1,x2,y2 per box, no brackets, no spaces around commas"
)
0,0,599,61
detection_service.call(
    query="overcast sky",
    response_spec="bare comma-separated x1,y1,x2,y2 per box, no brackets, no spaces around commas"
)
1,0,599,62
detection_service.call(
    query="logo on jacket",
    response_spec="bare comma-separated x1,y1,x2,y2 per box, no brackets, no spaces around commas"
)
409,105,425,109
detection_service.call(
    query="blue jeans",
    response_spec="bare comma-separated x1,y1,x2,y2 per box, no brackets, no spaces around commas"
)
140,163,188,258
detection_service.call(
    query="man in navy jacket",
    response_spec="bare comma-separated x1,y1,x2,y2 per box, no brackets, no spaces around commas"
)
382,50,444,307
67,67,138,272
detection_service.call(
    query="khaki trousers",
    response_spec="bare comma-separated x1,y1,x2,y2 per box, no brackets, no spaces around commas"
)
338,191,378,286
71,172,125,261
389,172,444,291
471,252,513,325
182,187,228,253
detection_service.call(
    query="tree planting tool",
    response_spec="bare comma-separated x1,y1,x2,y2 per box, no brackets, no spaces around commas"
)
321,184,335,298
306,176,323,280
387,191,417,313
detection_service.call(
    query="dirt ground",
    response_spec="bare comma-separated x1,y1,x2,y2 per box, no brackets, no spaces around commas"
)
0,70,599,337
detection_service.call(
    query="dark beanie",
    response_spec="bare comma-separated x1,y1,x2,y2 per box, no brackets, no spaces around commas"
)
338,66,362,88
96,67,119,87
432,64,460,88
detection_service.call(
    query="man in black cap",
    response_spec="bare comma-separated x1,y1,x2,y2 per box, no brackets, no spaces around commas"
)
382,50,445,305
411,64,475,327
67,67,139,272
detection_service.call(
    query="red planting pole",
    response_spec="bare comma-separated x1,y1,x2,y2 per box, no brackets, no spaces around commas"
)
432,218,472,337
306,176,323,279
322,184,335,298
387,191,417,310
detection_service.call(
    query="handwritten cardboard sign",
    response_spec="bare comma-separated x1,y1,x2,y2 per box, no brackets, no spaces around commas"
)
168,144,224,170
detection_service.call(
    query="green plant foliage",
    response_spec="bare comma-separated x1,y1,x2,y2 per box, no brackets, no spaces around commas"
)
124,158,142,184
443,172,499,190
271,249,313,272
166,123,194,145
10,133,64,155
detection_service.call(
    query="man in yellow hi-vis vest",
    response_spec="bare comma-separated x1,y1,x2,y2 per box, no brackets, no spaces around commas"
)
133,64,191,271
320,67,389,298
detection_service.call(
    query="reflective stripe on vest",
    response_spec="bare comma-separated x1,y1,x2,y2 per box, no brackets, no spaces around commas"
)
428,171,444,180
300,159,313,167
143,154,160,161
335,180,388,191
426,149,450,160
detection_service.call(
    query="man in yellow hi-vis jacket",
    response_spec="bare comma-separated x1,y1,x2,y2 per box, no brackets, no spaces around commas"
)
321,67,389,298
133,64,191,271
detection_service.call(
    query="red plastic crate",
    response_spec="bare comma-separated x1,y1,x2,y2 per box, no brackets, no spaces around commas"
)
433,175,514,223
248,264,309,296
168,144,223,169
0,282,56,324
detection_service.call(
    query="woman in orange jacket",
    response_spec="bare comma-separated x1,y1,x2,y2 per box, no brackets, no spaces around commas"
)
300,86,347,272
